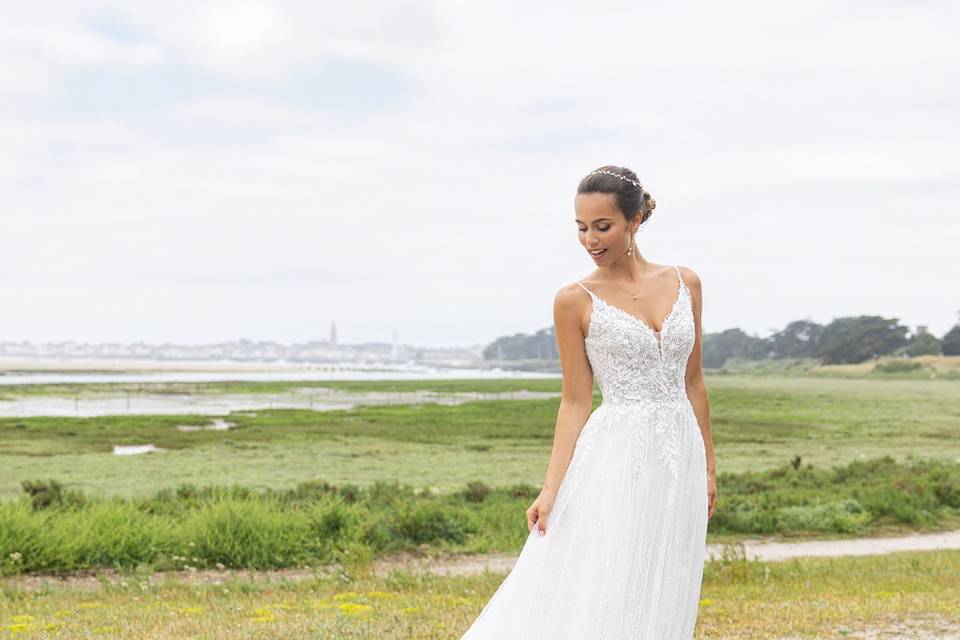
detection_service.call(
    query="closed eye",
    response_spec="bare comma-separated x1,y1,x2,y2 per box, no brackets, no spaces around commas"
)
578,225,611,232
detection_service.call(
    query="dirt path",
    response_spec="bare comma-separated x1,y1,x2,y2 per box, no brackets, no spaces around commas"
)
716,528,960,562
780,613,960,639
3,529,959,593
369,528,960,577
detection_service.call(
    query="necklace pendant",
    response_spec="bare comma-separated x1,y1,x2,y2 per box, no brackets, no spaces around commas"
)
631,295,638,300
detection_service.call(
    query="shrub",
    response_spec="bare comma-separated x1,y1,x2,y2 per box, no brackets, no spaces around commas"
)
462,481,492,503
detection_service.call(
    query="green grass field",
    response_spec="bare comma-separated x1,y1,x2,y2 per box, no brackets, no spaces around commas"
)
2,374,958,500
1,372,959,637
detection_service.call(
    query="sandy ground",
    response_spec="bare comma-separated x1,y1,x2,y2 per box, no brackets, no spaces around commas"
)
711,528,960,562
780,614,960,639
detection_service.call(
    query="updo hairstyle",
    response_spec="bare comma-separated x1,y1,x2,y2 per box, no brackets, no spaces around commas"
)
576,165,656,225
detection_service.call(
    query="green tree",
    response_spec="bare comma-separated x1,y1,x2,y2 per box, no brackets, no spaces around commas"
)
942,325,960,356
701,328,766,369
763,319,823,359
483,327,558,360
814,316,909,364
904,326,941,357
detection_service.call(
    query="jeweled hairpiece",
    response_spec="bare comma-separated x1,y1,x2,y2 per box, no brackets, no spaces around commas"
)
588,169,642,189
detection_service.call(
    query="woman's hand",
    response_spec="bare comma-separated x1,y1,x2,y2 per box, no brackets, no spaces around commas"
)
527,488,557,537
707,471,718,519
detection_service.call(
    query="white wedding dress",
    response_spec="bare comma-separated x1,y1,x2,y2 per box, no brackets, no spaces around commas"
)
460,265,709,639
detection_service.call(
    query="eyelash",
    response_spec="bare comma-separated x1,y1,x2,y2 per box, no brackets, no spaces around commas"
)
580,226,611,232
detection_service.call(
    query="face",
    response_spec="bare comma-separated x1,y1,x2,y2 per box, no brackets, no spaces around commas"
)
574,192,638,264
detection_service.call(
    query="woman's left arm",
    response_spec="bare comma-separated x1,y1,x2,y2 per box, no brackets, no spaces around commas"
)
680,266,718,519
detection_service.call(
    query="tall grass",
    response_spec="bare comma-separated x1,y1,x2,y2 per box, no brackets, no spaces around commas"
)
3,456,959,577
710,455,960,535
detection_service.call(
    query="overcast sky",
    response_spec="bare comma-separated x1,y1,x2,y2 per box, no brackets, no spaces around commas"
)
2,1,957,349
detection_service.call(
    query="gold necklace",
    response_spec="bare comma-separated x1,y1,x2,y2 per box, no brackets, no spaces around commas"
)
612,260,647,301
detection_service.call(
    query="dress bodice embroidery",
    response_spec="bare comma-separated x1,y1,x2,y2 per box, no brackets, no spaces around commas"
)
573,265,697,479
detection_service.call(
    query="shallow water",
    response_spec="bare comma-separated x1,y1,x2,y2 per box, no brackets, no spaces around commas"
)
0,362,557,386
0,388,562,417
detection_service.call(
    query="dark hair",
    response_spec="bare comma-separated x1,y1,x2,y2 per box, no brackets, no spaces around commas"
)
576,165,656,224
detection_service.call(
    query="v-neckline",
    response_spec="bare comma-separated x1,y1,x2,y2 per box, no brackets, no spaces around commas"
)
593,288,681,336
581,271,687,358
591,280,684,336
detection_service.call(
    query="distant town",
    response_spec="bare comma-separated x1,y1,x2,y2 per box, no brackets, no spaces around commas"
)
0,322,488,369
2,312,957,373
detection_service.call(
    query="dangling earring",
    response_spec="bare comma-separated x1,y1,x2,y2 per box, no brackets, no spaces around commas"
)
627,234,634,256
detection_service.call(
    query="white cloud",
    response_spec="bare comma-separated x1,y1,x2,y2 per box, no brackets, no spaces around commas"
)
0,0,957,346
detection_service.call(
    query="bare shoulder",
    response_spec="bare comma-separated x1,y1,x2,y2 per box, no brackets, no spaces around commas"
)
676,265,702,291
554,282,589,312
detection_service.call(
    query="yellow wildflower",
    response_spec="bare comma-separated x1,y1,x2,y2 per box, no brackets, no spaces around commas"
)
338,602,373,615
92,625,119,634
251,610,276,624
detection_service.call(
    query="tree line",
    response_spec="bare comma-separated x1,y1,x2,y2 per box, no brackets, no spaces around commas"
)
484,315,960,368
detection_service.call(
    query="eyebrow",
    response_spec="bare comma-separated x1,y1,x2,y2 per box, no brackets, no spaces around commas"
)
575,218,614,223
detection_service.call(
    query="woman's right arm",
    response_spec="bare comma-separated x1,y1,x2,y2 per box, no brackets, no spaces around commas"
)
541,284,596,495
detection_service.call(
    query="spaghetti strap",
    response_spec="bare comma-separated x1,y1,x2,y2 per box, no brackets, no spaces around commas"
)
674,265,685,289
575,281,595,297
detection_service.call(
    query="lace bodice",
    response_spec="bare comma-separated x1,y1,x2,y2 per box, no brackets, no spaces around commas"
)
573,266,697,480
576,265,694,409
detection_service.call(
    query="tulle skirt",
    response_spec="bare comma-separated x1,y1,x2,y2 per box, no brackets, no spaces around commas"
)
460,401,709,639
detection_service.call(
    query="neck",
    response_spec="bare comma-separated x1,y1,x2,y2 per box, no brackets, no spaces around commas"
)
600,249,647,282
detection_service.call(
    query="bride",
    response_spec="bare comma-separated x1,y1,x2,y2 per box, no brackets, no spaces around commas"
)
460,165,718,639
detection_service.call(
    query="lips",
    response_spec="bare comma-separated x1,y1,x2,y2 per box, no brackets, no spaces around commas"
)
589,248,607,256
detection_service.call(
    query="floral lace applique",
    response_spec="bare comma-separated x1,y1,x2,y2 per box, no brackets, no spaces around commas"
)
576,266,696,480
